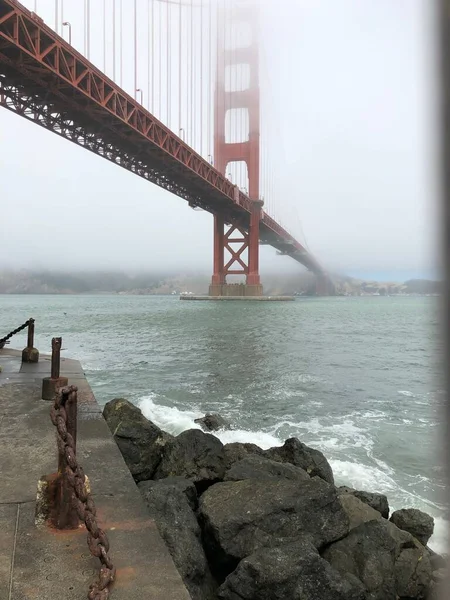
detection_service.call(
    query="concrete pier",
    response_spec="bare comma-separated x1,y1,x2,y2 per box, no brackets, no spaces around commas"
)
0,348,190,600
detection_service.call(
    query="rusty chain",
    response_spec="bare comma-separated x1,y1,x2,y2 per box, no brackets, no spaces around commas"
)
50,385,116,600
0,318,33,346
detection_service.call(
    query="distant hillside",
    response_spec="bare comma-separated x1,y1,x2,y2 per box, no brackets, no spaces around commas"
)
0,269,442,296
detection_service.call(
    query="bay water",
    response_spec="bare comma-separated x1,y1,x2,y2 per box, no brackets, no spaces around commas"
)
0,294,447,553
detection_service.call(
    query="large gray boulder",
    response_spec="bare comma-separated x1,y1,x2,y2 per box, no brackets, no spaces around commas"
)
323,520,398,600
337,487,389,519
154,429,226,490
103,398,172,481
223,442,265,470
224,454,310,483
323,519,433,600
194,413,229,432
138,478,217,600
390,508,434,546
263,437,334,484
339,493,382,530
199,477,349,577
217,539,366,600
395,546,432,599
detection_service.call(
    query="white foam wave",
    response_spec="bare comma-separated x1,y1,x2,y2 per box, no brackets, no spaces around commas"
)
139,395,203,435
398,390,415,397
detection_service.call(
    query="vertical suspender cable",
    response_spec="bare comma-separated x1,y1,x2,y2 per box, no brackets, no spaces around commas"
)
147,0,153,110
159,1,162,119
103,0,106,72
113,0,116,81
34,1,37,13
207,0,211,160
119,0,123,86
55,0,58,34
84,0,87,56
190,0,194,147
134,0,138,99
167,1,170,127
178,0,182,133
61,0,64,32
200,0,203,156
151,0,155,111
87,0,90,59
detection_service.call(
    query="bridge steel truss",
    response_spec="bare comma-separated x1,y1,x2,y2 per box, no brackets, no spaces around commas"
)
0,0,325,278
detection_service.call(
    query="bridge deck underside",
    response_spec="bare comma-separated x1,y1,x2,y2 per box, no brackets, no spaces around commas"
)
0,0,323,274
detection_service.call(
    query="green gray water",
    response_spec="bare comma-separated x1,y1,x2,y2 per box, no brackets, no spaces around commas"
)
0,294,447,552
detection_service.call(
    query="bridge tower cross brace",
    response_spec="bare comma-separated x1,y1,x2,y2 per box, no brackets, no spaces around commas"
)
209,2,263,297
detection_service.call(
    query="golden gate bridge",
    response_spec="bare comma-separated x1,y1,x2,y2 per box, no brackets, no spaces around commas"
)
0,0,333,296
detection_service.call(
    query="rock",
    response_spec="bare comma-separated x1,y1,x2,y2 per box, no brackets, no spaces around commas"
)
263,437,334,484
323,519,433,600
395,547,432,598
217,539,366,600
390,508,434,546
224,454,310,483
432,568,447,582
323,520,398,600
154,429,225,491
352,490,390,519
138,478,217,600
427,547,447,570
138,475,198,510
199,477,349,578
337,485,355,495
337,487,389,518
339,493,382,530
102,398,172,481
194,413,229,432
223,442,264,470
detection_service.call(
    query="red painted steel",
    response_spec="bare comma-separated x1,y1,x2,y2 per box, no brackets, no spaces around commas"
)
212,2,262,286
0,0,325,276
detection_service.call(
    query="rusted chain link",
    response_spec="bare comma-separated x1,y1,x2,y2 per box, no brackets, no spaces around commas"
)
50,385,115,599
0,318,33,346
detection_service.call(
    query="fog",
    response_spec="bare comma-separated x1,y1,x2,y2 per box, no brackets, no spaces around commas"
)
0,0,440,281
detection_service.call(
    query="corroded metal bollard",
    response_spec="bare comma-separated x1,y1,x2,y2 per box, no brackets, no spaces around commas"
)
48,386,80,529
22,318,39,363
41,337,68,400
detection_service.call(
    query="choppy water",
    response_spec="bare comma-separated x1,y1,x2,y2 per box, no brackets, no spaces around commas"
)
0,294,447,552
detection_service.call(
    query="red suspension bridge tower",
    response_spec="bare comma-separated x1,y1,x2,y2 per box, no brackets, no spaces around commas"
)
209,1,263,297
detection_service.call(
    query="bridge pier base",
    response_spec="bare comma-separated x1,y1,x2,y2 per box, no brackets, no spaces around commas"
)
209,283,263,297
316,274,334,296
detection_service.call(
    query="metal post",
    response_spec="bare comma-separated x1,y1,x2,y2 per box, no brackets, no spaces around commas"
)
42,337,68,400
51,387,79,529
22,318,39,363
27,319,34,349
51,337,61,379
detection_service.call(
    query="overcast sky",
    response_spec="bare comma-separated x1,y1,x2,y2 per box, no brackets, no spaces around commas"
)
0,0,440,281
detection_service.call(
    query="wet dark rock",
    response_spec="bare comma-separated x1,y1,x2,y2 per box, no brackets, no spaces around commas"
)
224,454,310,483
199,476,348,578
217,539,366,600
138,478,216,600
263,437,334,484
352,490,390,519
395,547,432,599
390,508,435,546
138,475,198,510
337,487,390,518
154,429,225,491
323,520,399,600
323,519,433,600
102,398,172,481
339,493,382,530
194,413,229,432
222,442,264,470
